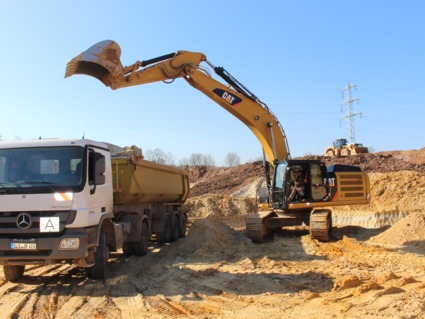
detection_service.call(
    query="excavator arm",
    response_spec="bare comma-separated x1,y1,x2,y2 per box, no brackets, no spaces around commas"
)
65,40,291,165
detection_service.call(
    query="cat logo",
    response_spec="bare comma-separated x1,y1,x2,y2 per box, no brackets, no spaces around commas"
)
213,88,242,106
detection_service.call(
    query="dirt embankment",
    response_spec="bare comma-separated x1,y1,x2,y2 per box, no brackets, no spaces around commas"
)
188,149,425,199
188,161,265,197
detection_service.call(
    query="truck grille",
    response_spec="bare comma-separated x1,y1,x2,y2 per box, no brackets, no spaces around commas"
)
0,211,76,237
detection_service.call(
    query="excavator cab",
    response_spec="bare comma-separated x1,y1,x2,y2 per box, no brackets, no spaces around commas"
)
272,160,329,209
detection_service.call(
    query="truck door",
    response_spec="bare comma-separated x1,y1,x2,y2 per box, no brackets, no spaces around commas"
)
84,148,112,226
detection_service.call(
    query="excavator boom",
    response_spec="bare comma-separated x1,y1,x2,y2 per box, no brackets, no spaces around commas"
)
65,40,290,164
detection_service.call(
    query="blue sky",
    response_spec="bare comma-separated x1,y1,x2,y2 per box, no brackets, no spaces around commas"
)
1,1,424,165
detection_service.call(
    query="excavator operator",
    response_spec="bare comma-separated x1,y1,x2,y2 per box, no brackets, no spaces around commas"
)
288,168,306,202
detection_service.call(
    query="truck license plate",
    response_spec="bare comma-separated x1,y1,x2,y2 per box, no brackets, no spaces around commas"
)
10,242,37,250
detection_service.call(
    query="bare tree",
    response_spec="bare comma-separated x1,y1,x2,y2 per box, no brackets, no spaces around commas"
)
187,153,216,167
145,148,175,166
224,152,241,167
178,157,190,167
203,154,216,166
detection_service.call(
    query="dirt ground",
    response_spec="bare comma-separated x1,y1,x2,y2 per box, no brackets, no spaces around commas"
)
1,149,425,318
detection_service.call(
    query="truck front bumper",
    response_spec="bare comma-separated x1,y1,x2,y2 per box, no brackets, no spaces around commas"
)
0,228,90,266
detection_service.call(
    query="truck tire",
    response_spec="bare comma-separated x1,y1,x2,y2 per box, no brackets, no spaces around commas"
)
3,265,25,282
179,214,187,238
157,216,172,244
87,232,109,280
171,214,179,242
132,222,149,256
122,242,134,256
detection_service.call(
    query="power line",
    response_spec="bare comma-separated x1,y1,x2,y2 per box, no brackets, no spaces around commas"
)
341,81,361,143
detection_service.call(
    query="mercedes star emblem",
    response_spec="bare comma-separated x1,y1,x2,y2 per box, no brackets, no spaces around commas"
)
16,213,32,229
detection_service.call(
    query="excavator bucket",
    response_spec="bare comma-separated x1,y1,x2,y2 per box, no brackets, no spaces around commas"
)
65,40,124,86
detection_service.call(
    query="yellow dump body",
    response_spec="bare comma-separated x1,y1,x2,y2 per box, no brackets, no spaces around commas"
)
111,156,190,205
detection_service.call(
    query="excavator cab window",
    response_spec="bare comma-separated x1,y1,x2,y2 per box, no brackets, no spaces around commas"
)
272,161,330,207
271,162,288,208
309,163,329,201
286,164,309,203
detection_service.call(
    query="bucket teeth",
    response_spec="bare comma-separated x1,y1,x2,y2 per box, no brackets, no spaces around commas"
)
64,40,124,84
64,57,81,78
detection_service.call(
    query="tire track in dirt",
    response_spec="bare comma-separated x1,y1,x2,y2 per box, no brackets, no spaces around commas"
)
55,280,121,319
0,264,73,319
106,270,150,319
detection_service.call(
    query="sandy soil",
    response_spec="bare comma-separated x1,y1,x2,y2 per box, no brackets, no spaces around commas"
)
1,150,425,319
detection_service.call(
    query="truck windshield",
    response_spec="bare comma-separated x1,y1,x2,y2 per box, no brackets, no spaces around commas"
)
0,146,84,193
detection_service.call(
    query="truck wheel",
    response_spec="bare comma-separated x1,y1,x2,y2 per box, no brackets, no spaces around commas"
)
157,216,172,244
87,232,109,280
179,214,187,238
3,265,25,282
122,242,134,256
171,214,179,242
133,222,149,256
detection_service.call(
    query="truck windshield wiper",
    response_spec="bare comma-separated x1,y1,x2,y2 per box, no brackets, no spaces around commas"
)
0,183,17,194
23,181,57,186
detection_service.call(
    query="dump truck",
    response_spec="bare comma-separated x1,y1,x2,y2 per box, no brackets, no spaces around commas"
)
324,138,369,157
65,40,370,244
0,138,189,281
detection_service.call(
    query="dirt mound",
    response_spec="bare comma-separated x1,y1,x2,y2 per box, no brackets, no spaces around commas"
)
179,218,243,257
370,212,425,248
302,153,425,174
189,161,264,197
184,194,257,219
379,147,425,165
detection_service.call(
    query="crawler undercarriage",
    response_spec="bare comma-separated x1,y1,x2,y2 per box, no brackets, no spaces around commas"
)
246,209,332,243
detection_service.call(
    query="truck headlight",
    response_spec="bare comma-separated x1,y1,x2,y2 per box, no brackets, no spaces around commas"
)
59,238,80,250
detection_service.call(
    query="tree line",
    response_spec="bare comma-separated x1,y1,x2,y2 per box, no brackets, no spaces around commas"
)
144,148,241,167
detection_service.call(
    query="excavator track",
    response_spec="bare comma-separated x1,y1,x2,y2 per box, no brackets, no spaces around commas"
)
310,209,332,242
246,211,275,243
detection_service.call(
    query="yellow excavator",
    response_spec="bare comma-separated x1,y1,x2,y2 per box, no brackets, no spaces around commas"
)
66,40,370,242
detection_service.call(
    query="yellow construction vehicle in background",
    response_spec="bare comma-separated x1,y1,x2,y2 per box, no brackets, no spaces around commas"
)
324,138,369,157
66,40,370,243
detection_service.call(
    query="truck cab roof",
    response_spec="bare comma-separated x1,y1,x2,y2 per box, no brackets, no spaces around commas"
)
0,138,109,150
